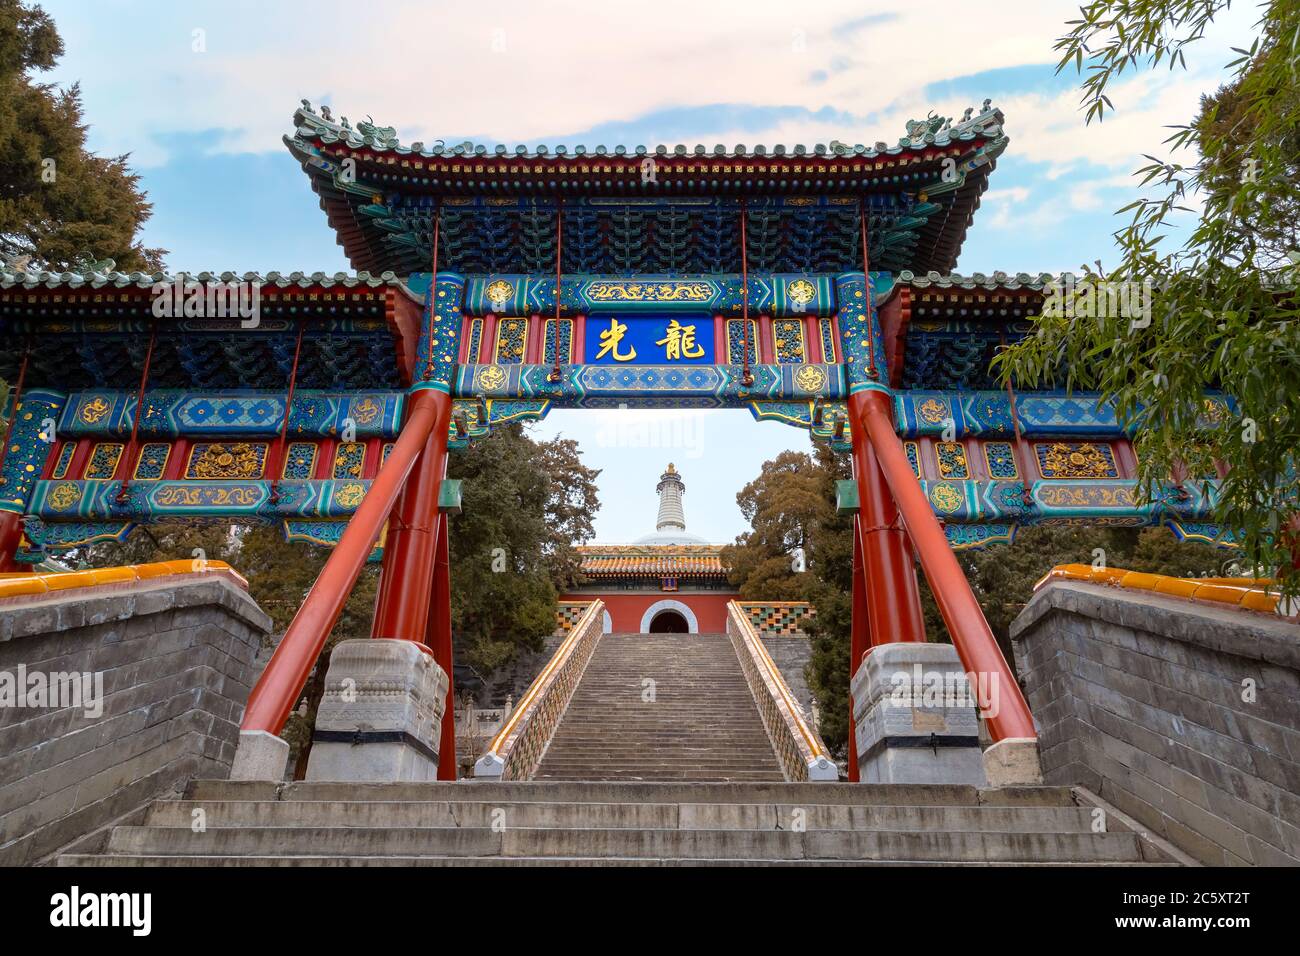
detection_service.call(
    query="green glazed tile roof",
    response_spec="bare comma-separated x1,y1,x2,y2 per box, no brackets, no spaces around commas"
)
0,264,410,292
893,270,1058,291
288,98,1007,161
285,100,1009,277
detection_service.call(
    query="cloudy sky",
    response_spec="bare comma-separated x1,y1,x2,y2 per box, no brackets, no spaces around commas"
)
37,0,1253,543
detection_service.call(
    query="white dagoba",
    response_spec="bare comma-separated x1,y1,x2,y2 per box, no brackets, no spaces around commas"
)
635,463,706,545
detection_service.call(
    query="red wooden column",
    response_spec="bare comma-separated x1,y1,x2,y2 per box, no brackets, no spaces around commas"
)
242,388,448,736
0,350,31,572
371,390,452,641
848,391,926,647
855,388,1037,742
427,510,457,779
0,516,23,573
846,513,870,782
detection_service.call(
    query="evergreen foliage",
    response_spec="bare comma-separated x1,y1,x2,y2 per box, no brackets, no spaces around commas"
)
0,0,164,270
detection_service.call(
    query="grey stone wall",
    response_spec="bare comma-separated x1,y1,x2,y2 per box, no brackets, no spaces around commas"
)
0,575,271,865
1012,580,1300,865
759,632,814,716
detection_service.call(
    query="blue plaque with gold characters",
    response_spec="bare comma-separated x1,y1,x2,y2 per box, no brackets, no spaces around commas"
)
584,316,715,365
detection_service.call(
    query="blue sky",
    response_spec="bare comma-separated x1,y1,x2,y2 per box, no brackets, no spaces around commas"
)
34,0,1254,543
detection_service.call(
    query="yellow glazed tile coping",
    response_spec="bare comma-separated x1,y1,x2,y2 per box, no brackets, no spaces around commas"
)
0,560,247,600
1036,564,1281,614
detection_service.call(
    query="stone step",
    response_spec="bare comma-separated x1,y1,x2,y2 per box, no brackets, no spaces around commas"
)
61,854,1179,868
101,824,1151,863
183,779,1079,807
144,800,1099,832
538,745,779,755
534,631,784,780
67,779,1166,866
532,774,788,781
533,763,787,772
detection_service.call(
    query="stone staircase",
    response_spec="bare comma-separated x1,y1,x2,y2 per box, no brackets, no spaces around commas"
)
533,632,786,782
60,780,1179,865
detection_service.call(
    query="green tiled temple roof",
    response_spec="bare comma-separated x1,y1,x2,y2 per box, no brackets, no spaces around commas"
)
0,264,423,392
892,270,1058,292
285,101,1009,277
0,265,410,291
287,99,1007,161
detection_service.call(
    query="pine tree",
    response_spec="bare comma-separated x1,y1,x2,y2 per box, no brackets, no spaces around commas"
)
0,0,164,270
447,424,600,674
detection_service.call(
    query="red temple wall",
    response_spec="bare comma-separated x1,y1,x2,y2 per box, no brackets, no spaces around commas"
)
560,591,739,633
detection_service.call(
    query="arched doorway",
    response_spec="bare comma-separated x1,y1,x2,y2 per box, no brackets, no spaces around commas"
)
648,609,689,633
639,598,699,634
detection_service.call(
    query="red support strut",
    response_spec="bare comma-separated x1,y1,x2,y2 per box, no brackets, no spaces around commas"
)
241,388,451,736
371,398,450,642
116,324,157,505
846,513,869,782
849,394,926,648
428,511,457,779
854,388,1037,743
268,321,306,503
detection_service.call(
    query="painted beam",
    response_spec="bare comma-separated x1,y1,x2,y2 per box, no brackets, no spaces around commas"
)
58,390,406,439
454,363,844,405
459,273,847,318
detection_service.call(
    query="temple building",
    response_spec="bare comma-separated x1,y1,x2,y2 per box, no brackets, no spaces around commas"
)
561,464,739,633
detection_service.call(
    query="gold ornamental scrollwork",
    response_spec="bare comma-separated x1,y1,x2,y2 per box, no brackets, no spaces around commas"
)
786,279,816,305
335,482,367,508
79,396,111,424
918,398,950,425
1038,442,1116,479
475,365,507,391
351,397,381,425
929,482,963,514
485,280,515,306
794,365,827,392
586,281,712,303
188,443,265,479
47,482,81,512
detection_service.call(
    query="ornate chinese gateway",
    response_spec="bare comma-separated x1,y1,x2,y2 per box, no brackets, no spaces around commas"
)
0,100,1234,787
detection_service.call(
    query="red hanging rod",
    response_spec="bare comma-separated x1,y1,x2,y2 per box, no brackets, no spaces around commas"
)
268,320,306,504
998,326,1034,506
548,196,564,383
423,201,441,381
115,323,157,506
858,195,879,381
0,347,31,475
739,199,754,387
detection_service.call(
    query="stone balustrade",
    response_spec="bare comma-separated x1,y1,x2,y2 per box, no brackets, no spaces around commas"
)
474,600,605,780
726,601,837,781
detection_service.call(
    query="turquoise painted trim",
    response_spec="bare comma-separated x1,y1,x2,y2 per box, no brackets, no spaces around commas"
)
30,479,374,520
835,273,888,389
454,363,844,406
917,478,1218,524
414,273,467,391
58,390,405,439
0,388,66,516
458,273,842,318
